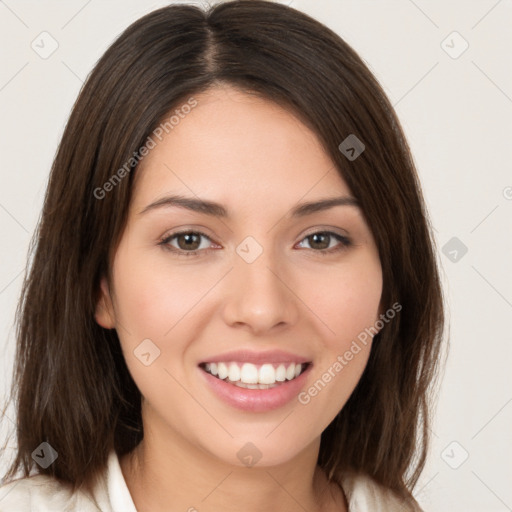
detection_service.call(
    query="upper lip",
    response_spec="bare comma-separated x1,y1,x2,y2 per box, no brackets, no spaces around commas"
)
199,349,311,365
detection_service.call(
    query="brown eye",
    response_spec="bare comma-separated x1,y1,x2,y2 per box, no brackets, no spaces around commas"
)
306,233,330,250
160,231,213,256
175,232,202,251
297,231,351,255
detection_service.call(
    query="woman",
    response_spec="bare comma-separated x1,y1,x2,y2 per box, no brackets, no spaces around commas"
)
0,1,444,510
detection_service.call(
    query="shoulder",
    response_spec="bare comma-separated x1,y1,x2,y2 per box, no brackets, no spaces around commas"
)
0,474,73,511
0,473,106,512
0,450,134,512
342,472,423,512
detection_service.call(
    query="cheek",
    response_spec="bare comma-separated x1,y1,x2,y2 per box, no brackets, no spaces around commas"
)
295,258,381,426
302,255,383,344
110,251,193,400
112,250,203,338
110,246,219,396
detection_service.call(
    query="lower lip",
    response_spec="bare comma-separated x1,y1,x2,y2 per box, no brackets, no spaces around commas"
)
199,365,312,413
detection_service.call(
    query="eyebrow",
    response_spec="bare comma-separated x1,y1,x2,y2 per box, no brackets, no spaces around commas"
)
138,194,360,218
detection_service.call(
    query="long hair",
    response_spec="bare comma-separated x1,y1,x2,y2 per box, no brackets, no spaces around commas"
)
1,0,444,504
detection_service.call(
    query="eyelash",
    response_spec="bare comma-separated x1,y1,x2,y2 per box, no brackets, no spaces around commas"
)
158,229,352,258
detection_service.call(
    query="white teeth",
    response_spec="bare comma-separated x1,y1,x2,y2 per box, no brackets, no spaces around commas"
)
217,362,229,380
203,361,306,385
228,362,240,381
275,364,286,382
234,381,279,390
240,363,259,384
285,364,296,381
258,364,275,385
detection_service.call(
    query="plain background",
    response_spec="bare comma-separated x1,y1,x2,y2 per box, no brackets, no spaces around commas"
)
0,1,511,510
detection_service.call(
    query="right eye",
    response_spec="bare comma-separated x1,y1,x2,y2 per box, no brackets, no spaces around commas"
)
159,230,219,257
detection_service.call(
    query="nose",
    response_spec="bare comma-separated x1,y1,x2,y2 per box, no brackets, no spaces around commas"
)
221,244,300,335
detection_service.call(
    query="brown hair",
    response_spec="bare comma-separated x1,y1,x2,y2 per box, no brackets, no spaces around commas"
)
1,0,444,506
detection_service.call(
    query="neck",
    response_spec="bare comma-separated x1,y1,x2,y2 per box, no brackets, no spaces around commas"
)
119,409,347,512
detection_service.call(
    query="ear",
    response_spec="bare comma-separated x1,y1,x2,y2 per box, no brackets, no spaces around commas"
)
95,276,116,329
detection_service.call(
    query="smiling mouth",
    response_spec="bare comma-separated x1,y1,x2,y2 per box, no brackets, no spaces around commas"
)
199,361,311,389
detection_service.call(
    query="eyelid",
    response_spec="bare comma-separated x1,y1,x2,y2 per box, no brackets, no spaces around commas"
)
295,230,352,255
159,226,352,257
160,225,350,242
159,228,217,255
299,225,350,239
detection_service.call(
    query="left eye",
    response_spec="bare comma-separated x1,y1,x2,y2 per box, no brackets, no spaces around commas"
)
160,230,351,256
296,231,350,253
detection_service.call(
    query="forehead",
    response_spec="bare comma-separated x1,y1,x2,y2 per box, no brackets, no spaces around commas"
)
132,85,353,211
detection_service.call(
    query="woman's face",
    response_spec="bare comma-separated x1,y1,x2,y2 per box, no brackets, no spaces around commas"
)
96,85,383,467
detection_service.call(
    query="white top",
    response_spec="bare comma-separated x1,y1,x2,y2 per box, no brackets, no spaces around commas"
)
0,451,418,511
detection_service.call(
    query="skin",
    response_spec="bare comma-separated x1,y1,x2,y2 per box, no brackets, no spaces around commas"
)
95,84,383,512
